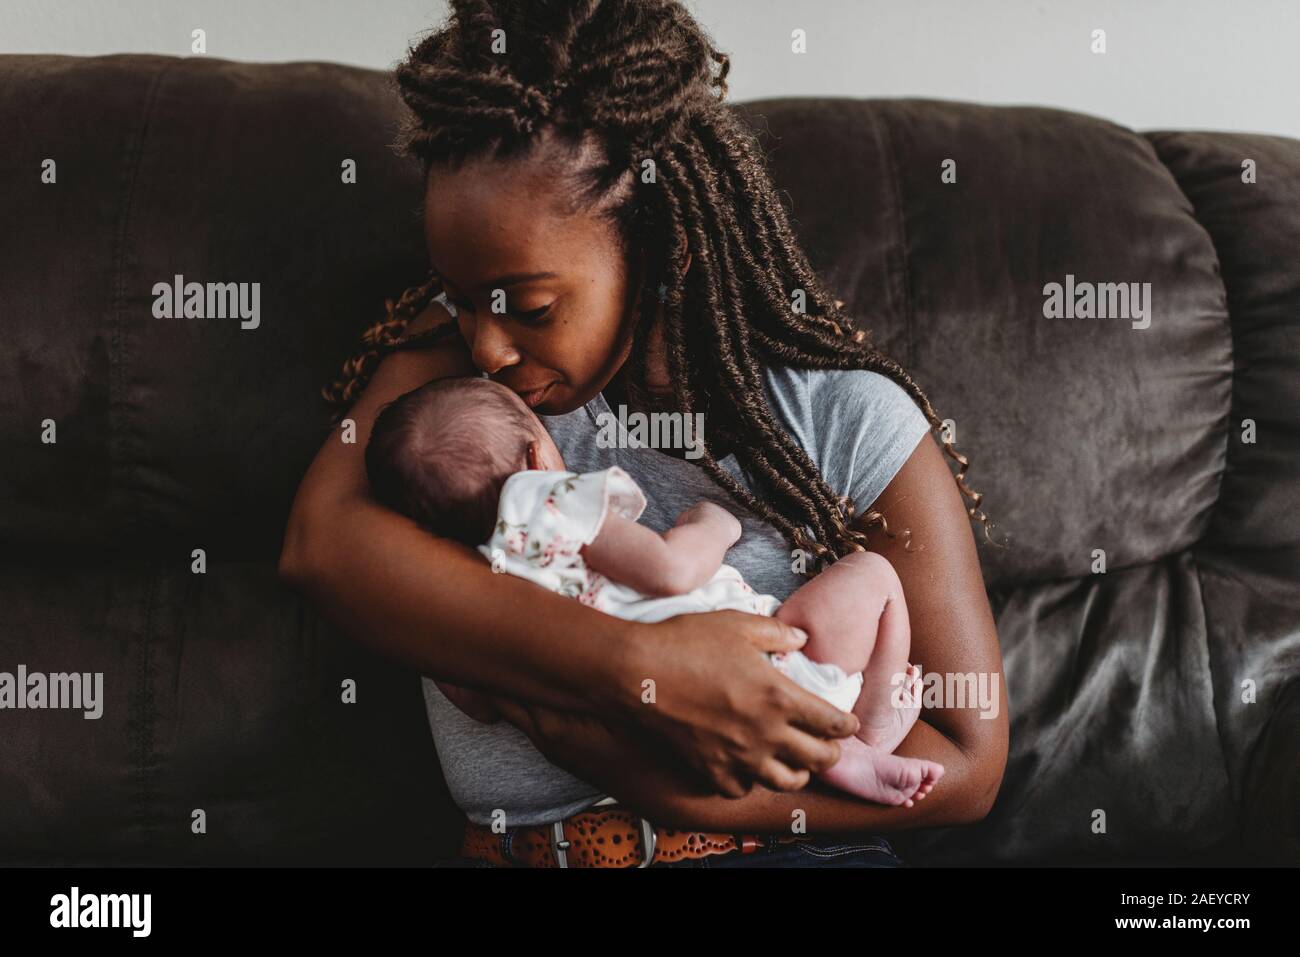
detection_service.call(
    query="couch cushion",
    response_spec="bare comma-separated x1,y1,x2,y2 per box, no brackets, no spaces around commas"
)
734,98,1233,590
1146,130,1300,858
1,54,428,560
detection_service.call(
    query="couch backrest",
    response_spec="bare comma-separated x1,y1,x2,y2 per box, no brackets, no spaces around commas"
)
4,55,1298,592
731,98,1298,590
2,54,427,561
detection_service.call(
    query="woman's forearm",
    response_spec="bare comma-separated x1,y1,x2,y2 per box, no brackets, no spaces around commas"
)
528,705,994,833
278,343,860,797
654,720,993,832
281,487,646,715
277,336,653,715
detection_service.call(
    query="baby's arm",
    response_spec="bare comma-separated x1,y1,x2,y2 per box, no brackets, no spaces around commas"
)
581,502,742,597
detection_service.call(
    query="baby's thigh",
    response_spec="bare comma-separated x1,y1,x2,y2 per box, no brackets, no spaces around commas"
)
775,552,901,662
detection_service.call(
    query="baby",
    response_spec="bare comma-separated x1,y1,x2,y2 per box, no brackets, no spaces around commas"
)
366,376,944,808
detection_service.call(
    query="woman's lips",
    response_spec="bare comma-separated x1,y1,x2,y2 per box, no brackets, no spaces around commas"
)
519,382,556,408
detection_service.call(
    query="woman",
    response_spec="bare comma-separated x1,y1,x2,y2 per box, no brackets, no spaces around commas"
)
280,0,1008,868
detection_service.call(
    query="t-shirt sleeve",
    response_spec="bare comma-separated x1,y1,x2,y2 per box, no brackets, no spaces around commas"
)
481,470,569,563
801,368,933,513
481,467,648,569
550,466,649,545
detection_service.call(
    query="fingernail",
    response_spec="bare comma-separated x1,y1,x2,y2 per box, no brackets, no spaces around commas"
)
791,627,809,644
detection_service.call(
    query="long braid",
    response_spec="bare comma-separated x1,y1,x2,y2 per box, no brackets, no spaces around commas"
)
321,272,449,415
658,140,840,549
324,0,1000,575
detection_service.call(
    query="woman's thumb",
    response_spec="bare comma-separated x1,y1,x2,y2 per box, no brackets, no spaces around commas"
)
743,616,809,653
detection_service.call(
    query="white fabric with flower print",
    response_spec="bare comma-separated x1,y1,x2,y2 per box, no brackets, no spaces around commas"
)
478,465,863,712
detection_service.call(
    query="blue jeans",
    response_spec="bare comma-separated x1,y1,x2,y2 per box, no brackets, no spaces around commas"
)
433,834,904,868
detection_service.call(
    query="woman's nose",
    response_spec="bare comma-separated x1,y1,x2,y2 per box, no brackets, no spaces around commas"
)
468,316,521,374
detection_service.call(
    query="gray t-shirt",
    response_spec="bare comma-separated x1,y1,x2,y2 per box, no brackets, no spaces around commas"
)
421,364,932,826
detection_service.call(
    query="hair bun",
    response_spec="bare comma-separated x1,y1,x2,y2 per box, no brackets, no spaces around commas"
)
572,43,726,145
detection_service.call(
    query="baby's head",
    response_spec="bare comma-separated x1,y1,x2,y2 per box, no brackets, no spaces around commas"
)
366,377,566,546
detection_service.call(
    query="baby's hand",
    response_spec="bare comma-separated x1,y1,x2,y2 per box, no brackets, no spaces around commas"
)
674,502,742,545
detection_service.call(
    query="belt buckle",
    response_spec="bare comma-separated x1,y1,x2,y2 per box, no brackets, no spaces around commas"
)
635,815,657,868
548,813,658,868
549,820,572,868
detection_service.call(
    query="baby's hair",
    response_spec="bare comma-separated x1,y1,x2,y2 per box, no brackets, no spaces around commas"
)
366,377,542,546
329,0,1000,575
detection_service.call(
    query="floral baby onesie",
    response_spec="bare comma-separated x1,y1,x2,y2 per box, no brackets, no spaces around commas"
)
480,466,864,712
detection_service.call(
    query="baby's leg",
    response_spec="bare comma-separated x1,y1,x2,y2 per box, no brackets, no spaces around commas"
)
771,553,941,804
775,551,920,752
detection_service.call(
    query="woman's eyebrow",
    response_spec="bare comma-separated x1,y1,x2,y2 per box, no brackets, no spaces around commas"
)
478,271,558,289
429,264,557,292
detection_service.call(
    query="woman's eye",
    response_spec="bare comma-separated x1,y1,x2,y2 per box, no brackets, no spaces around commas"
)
516,305,553,323
450,299,548,322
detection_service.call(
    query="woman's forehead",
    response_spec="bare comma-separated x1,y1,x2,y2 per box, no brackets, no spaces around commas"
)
424,159,611,286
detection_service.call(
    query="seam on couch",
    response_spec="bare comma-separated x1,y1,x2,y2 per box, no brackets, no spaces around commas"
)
1140,133,1236,546
1188,551,1242,806
872,108,916,370
1141,135,1244,807
1184,549,1240,813
109,57,173,538
129,569,161,849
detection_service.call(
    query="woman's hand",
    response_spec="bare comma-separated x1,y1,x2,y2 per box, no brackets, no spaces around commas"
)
486,695,709,823
613,610,860,797
436,680,502,723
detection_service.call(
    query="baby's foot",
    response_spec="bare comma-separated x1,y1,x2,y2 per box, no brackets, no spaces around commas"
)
855,663,923,753
820,736,945,808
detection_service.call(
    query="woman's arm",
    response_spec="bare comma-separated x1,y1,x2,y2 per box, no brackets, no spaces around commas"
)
860,432,1009,822
493,697,974,831
500,433,1010,829
277,308,860,795
279,327,629,711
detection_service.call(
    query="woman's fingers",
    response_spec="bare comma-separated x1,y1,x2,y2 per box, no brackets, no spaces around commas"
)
486,695,540,743
786,685,861,741
731,612,809,654
632,612,868,798
777,727,843,776
756,757,811,793
711,771,753,799
439,681,503,723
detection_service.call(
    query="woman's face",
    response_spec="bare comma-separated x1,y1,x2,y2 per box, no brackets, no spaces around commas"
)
424,142,643,415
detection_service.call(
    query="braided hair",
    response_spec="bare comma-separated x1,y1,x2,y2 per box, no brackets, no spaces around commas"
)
324,0,998,572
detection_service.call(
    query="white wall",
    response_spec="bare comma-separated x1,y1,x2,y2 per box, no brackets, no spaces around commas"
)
2,0,1297,138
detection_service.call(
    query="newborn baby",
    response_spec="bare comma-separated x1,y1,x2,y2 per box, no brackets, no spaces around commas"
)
365,376,944,808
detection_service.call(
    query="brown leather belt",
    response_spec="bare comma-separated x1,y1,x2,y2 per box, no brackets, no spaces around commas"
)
461,805,800,868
